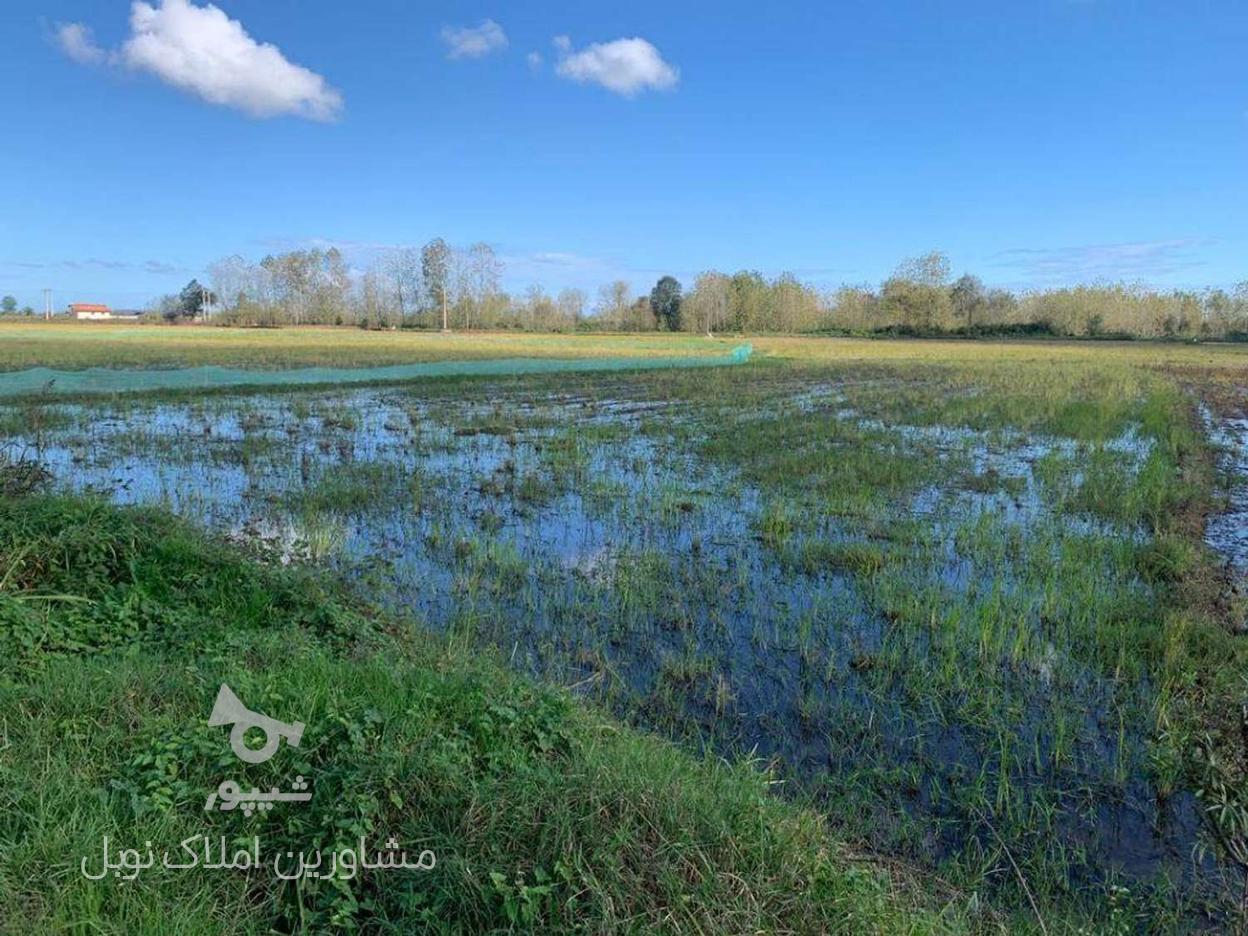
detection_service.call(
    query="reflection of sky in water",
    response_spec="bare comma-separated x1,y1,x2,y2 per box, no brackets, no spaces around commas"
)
2,384,1202,885
1201,405,1248,573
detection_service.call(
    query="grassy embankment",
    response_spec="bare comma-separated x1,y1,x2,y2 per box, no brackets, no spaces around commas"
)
0,493,977,934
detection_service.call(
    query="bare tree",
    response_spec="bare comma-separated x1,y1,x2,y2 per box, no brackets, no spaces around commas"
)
596,280,632,327
557,288,587,330
464,242,502,328
422,238,452,331
895,250,951,286
262,250,320,325
685,271,731,336
383,247,423,323
207,255,251,314
320,247,351,323
522,285,556,330
355,267,387,327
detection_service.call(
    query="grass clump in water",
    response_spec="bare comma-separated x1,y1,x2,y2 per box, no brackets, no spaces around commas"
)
285,460,405,515
794,538,889,577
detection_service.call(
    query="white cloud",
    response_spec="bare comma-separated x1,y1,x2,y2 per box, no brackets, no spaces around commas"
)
55,22,108,65
5,257,187,275
554,36,678,97
992,239,1210,282
57,0,342,121
526,51,543,70
122,0,342,119
440,19,508,60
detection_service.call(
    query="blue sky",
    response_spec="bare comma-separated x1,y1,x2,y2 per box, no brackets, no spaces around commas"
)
1,0,1245,310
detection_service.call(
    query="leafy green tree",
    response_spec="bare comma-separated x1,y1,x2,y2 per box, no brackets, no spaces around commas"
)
770,272,823,331
0,295,16,313
831,286,879,330
949,274,987,329
176,279,213,319
649,276,682,331
729,271,768,331
881,251,952,330
984,287,1017,326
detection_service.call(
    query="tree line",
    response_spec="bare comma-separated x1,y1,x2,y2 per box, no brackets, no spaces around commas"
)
1,295,34,316
146,244,1248,340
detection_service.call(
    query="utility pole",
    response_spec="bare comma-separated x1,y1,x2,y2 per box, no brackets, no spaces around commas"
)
43,288,52,320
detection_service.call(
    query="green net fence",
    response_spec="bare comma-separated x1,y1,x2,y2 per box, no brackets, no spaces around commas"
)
0,344,753,398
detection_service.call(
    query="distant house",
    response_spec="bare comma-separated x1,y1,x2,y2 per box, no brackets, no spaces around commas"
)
66,304,140,321
69,303,113,320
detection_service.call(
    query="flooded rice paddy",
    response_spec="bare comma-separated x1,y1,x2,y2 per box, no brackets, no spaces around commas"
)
2,369,1232,908
1202,404,1248,580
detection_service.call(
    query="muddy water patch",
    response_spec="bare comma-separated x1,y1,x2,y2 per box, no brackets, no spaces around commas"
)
1200,403,1248,575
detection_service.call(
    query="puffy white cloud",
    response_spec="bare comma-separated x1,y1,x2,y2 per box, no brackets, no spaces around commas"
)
526,51,543,70
122,0,342,119
55,22,108,65
554,36,678,97
440,19,508,60
57,0,342,121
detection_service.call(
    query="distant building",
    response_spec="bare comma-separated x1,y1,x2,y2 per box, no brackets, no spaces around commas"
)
69,303,113,320
67,304,141,321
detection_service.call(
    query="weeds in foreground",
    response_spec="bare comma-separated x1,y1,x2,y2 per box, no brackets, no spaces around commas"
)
0,494,978,933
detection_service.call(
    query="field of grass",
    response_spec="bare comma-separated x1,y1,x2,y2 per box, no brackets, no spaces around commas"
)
8,320,1248,375
3,328,1248,933
0,321,725,371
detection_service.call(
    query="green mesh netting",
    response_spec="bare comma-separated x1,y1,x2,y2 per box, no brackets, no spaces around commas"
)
0,344,753,398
